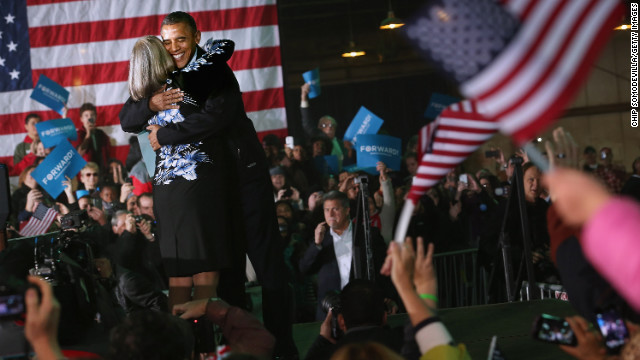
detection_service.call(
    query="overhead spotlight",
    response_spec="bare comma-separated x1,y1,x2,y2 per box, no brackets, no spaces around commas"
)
341,41,366,58
380,11,405,30
341,0,366,58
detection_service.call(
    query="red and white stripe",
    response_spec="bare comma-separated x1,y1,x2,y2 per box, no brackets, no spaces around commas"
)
1,0,286,176
416,119,437,161
461,0,622,144
407,100,498,204
19,207,58,237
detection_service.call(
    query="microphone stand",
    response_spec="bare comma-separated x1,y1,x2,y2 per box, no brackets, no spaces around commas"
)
352,175,375,282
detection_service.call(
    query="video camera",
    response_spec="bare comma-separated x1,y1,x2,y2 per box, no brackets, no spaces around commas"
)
353,174,369,185
60,209,89,230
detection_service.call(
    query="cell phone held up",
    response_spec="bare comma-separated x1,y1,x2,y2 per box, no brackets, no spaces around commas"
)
0,281,39,321
458,174,468,185
596,308,630,355
0,293,25,321
531,314,577,347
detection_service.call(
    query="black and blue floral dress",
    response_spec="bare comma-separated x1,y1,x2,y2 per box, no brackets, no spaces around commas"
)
148,40,244,277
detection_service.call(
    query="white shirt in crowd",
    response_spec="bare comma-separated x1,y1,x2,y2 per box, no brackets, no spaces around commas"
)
330,222,353,289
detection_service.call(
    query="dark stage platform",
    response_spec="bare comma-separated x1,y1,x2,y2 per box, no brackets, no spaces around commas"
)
293,299,577,359
1,297,576,359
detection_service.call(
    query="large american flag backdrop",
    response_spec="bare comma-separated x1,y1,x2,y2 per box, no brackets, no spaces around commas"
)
0,0,287,180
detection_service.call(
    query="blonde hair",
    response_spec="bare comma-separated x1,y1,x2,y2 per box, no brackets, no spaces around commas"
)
82,162,100,174
128,36,175,101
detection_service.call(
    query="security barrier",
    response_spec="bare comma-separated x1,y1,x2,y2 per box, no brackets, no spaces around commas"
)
433,248,489,308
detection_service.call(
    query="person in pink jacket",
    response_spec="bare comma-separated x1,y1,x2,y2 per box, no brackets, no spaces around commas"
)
544,168,640,311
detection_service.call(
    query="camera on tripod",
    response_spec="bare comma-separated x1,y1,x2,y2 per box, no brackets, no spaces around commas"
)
29,210,95,285
353,174,368,185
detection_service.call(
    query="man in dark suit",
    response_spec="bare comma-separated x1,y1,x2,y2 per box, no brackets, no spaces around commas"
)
118,11,295,358
300,190,392,321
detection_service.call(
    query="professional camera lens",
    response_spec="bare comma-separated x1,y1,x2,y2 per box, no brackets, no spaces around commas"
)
321,291,342,314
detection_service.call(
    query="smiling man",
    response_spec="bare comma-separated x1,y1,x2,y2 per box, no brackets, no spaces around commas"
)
160,13,201,70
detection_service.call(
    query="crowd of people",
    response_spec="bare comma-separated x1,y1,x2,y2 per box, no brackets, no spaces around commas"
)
1,8,640,360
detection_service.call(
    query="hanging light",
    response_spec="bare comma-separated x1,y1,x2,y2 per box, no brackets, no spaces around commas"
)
380,11,405,30
341,41,366,58
341,0,365,58
380,0,404,30
614,24,631,30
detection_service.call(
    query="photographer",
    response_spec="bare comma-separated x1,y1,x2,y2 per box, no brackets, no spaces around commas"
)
110,211,166,297
304,279,403,360
78,195,109,228
101,213,167,314
271,166,304,209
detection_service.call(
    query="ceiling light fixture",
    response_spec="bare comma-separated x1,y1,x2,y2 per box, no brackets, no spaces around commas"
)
341,0,365,58
341,41,366,58
380,0,404,30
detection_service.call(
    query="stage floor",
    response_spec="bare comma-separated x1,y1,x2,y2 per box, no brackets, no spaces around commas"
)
1,288,576,359
292,299,577,359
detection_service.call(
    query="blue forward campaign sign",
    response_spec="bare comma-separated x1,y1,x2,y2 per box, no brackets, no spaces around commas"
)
302,68,321,99
356,134,402,175
30,74,69,116
424,93,460,120
35,118,77,148
343,106,384,144
32,140,87,199
302,68,322,99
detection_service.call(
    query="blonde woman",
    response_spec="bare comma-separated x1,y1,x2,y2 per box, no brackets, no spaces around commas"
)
121,35,243,309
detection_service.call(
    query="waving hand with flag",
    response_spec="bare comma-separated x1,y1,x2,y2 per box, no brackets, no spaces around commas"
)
394,0,624,243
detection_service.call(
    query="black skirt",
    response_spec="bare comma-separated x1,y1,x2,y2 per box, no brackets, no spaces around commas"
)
152,142,243,277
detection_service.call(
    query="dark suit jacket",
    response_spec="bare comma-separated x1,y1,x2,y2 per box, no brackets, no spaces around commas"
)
299,225,392,320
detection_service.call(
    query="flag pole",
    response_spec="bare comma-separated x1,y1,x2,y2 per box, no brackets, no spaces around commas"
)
394,199,415,243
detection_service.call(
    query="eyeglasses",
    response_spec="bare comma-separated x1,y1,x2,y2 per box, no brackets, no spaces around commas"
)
319,123,335,129
84,173,99,177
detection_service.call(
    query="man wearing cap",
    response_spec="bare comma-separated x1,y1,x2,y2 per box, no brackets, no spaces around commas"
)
270,165,305,210
300,84,356,170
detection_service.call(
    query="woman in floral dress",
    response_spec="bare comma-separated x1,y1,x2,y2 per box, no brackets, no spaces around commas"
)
121,36,244,306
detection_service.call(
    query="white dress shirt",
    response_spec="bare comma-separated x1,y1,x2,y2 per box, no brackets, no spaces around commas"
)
330,222,353,289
